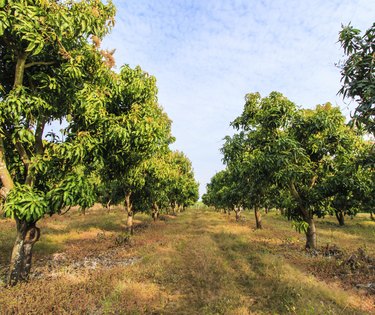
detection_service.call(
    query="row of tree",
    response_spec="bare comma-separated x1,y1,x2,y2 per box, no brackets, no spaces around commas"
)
203,23,374,251
0,0,198,286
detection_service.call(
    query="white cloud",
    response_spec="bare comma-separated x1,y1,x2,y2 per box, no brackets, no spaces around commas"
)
102,0,375,197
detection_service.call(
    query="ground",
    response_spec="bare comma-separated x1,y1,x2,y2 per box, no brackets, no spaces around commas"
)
0,207,374,314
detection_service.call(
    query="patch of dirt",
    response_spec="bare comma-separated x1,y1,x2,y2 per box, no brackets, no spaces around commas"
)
26,231,141,281
308,245,375,295
30,247,141,280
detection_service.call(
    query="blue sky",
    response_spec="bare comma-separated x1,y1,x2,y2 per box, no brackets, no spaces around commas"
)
102,0,374,197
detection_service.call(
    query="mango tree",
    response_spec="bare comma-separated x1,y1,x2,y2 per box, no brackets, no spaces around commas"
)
321,137,373,225
0,0,116,285
222,130,274,228
202,170,227,211
227,92,365,249
165,151,199,214
202,169,238,216
137,151,180,221
98,65,173,234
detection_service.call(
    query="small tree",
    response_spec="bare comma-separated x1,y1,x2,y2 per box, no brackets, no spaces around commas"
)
321,138,373,226
165,151,199,214
135,150,198,220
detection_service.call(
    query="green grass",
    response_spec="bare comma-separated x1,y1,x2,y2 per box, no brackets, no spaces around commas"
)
0,207,373,314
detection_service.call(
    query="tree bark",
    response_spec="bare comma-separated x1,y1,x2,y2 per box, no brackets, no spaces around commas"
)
152,203,159,222
21,222,40,280
125,192,133,235
370,211,374,221
305,216,317,250
335,210,345,226
235,208,241,221
13,52,28,88
254,206,262,229
173,203,179,215
289,182,317,250
106,199,111,213
8,220,40,286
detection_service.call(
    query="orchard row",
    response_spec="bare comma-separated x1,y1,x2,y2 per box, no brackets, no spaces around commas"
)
0,0,198,286
203,23,374,250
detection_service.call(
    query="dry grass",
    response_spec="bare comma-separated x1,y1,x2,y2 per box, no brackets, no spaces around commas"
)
0,207,374,314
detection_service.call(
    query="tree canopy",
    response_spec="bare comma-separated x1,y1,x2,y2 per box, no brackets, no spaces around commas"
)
339,23,375,134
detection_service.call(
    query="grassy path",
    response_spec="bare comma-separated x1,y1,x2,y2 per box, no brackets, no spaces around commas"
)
0,208,374,314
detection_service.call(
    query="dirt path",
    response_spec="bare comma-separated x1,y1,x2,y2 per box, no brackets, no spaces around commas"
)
0,208,373,314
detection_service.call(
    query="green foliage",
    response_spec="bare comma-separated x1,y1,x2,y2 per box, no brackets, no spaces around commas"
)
291,220,309,234
46,170,96,215
0,0,116,225
96,64,176,213
202,169,241,211
208,91,373,247
3,184,47,222
339,23,375,134
219,92,297,212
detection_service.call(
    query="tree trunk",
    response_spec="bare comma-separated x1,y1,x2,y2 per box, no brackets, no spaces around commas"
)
8,220,40,286
106,199,111,213
305,217,317,250
152,203,159,222
335,210,345,226
21,222,40,280
172,203,178,216
235,209,241,221
125,192,133,235
254,206,262,229
13,52,28,88
370,211,374,221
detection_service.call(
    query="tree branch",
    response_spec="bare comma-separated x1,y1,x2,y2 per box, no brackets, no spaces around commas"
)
15,139,35,186
309,175,318,189
35,118,46,156
24,61,55,69
289,182,309,218
25,118,46,186
13,52,29,88
59,206,71,216
0,187,8,200
14,141,31,171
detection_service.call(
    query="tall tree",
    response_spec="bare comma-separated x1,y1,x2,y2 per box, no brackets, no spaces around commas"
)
223,92,365,249
98,65,173,234
0,0,116,285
